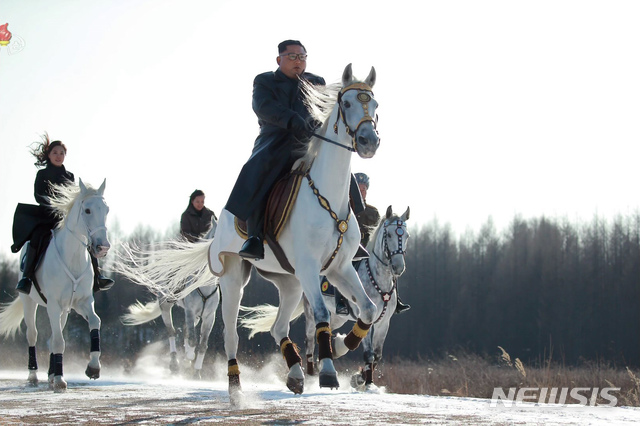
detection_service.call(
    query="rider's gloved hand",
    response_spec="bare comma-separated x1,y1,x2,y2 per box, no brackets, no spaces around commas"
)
289,114,309,138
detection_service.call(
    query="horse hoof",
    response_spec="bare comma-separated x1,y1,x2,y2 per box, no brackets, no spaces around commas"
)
287,376,304,394
53,376,67,393
27,370,38,387
229,387,245,408
350,372,365,390
85,365,100,379
319,371,339,389
169,353,179,374
192,369,202,380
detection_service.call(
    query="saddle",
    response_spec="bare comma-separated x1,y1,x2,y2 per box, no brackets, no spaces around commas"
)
234,166,306,273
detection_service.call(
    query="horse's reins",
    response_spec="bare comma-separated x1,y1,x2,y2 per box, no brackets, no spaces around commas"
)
54,195,108,309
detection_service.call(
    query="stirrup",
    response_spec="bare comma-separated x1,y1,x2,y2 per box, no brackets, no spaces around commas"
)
395,301,411,314
239,236,264,260
16,277,33,295
95,276,115,292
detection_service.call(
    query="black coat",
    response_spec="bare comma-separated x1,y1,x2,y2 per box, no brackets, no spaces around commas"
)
11,164,75,252
225,69,325,221
180,205,216,243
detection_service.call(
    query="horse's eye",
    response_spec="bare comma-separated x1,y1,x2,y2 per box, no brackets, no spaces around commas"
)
85,209,91,214
343,101,351,108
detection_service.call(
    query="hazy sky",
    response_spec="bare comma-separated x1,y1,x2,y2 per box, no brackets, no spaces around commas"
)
1,0,639,257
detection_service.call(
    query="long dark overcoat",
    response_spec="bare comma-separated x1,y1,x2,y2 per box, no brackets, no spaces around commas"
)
11,164,74,253
225,68,325,221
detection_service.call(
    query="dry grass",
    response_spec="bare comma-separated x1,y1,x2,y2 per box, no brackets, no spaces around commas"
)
338,347,640,407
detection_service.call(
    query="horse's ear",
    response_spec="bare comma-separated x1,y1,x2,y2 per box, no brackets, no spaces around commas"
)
386,205,393,219
97,179,106,196
401,206,410,221
79,178,87,193
365,66,376,88
342,63,353,86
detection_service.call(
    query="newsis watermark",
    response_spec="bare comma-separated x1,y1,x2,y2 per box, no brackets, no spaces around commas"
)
490,387,621,408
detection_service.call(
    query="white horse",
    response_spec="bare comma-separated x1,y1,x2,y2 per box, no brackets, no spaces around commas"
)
0,179,110,392
115,64,380,401
120,217,219,379
241,205,410,391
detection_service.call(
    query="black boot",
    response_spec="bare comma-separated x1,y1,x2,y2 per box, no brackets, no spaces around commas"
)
238,214,264,260
395,295,411,314
91,255,114,292
335,289,349,316
17,243,38,295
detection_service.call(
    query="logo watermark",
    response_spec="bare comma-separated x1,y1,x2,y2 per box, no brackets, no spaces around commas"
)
490,387,620,408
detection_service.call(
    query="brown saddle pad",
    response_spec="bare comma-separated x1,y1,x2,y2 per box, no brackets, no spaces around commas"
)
234,167,305,241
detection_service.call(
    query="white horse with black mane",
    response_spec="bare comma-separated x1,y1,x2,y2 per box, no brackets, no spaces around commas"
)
120,217,219,379
115,64,380,402
0,179,110,392
240,205,410,391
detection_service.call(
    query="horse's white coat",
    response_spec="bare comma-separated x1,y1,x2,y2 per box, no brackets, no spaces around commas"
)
0,179,110,391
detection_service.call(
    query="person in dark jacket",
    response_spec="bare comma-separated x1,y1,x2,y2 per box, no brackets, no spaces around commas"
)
225,39,366,261
13,134,114,294
335,173,411,315
224,39,326,260
180,189,216,243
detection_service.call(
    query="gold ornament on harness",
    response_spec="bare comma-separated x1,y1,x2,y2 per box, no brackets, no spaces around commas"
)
338,220,348,233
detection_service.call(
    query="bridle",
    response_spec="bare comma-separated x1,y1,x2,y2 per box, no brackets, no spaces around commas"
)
312,82,378,153
372,219,408,269
66,195,108,255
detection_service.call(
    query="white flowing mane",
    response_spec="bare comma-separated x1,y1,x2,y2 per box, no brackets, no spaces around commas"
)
47,182,99,229
298,79,342,166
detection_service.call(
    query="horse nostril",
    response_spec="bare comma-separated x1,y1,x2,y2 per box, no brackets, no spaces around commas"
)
357,136,370,146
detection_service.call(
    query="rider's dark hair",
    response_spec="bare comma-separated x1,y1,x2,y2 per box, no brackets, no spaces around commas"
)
278,39,306,53
189,189,205,207
30,132,67,168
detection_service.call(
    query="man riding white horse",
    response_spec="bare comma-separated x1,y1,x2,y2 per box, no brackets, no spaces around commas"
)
224,39,367,260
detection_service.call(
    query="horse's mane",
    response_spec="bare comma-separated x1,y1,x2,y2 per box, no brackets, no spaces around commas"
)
297,79,342,166
368,212,400,251
48,182,100,229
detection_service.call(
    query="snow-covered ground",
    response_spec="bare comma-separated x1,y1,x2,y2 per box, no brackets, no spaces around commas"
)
2,353,640,426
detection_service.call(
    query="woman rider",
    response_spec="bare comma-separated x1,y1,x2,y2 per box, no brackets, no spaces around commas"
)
12,134,114,294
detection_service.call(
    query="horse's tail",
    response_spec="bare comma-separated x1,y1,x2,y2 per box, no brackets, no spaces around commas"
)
0,298,25,339
239,297,305,339
114,239,216,300
121,300,161,326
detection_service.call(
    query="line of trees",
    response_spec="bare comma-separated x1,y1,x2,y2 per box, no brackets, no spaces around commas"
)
1,213,638,368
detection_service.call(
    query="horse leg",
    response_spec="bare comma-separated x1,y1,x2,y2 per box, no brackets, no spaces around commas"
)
326,265,377,358
183,303,198,362
296,262,339,389
76,300,102,380
159,301,179,374
192,293,219,380
22,297,39,386
302,295,316,375
46,305,67,393
219,256,251,401
260,272,305,394
368,320,390,389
